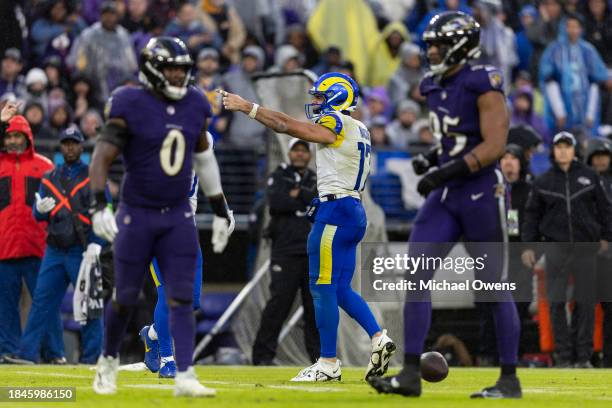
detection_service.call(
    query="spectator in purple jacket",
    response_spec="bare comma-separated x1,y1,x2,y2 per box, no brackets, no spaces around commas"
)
510,85,551,145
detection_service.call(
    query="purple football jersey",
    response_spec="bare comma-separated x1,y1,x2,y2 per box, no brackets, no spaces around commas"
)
419,64,505,180
106,85,211,207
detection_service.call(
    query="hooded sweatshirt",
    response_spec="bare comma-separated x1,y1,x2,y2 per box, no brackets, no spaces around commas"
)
539,19,609,134
510,85,550,144
0,115,54,260
367,21,411,86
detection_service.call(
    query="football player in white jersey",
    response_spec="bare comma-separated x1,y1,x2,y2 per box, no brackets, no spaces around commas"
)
219,73,395,382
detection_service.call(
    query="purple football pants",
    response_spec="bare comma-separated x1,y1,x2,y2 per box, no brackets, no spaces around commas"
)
404,170,520,365
103,201,198,371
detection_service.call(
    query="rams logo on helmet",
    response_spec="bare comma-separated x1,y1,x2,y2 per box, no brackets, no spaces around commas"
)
305,72,359,120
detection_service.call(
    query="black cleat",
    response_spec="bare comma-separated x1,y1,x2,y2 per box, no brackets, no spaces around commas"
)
470,374,522,399
367,366,422,397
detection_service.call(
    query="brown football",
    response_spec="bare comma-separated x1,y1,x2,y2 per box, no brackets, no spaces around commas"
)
420,351,449,382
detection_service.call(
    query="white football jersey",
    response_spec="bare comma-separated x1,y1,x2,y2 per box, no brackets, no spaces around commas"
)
314,112,372,197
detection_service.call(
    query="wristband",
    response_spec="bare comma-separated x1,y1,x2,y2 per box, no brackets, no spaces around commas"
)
89,191,107,214
209,195,230,219
248,103,259,119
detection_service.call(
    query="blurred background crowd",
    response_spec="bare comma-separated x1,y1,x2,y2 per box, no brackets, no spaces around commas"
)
2,0,612,163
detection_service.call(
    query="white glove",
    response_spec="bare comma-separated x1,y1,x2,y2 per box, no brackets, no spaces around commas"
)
92,207,118,243
84,243,102,264
35,192,56,214
211,210,235,253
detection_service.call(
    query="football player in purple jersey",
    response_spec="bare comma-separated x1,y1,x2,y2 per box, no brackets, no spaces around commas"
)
89,37,234,397
368,12,522,399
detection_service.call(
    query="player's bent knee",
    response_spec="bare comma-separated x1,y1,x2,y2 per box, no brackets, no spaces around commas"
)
168,297,192,308
165,282,194,304
309,282,337,300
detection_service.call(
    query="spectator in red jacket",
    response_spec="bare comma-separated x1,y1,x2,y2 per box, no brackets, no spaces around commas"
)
0,102,63,363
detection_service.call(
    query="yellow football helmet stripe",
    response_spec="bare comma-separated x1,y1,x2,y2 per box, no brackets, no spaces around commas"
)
315,76,354,112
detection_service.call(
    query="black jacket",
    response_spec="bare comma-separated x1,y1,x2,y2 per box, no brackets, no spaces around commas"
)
600,171,612,197
35,161,104,249
508,179,531,243
266,163,317,257
522,160,612,243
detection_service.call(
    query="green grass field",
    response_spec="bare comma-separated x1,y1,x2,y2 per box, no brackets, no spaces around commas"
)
1,365,611,407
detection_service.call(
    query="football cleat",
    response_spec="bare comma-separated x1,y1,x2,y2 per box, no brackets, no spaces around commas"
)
139,325,160,373
174,367,216,397
290,359,341,382
365,329,396,379
470,374,522,399
367,365,422,397
159,360,177,378
93,355,119,395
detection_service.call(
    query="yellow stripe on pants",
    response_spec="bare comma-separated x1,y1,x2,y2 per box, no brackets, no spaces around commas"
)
150,262,161,287
316,225,337,285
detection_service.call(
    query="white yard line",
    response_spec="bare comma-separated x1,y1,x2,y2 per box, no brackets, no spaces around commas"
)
124,384,175,390
13,370,90,379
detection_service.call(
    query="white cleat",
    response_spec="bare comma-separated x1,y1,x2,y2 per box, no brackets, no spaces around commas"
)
290,359,341,382
93,355,119,395
174,367,216,397
365,329,396,379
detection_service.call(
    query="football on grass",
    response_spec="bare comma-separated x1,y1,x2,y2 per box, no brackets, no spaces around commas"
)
420,351,449,382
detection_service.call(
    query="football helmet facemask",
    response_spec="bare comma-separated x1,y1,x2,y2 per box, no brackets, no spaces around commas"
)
139,36,194,100
305,72,359,120
422,11,481,77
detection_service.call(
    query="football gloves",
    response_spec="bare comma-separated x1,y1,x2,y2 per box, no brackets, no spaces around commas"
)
35,192,56,214
417,158,470,197
92,207,118,243
211,211,235,253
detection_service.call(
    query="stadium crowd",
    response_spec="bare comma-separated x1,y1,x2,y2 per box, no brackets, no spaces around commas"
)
1,0,612,367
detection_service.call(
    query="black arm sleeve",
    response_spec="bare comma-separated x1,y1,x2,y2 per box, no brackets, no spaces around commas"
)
209,195,231,219
98,122,130,151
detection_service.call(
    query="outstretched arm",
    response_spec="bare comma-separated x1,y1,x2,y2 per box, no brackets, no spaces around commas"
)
218,89,336,145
